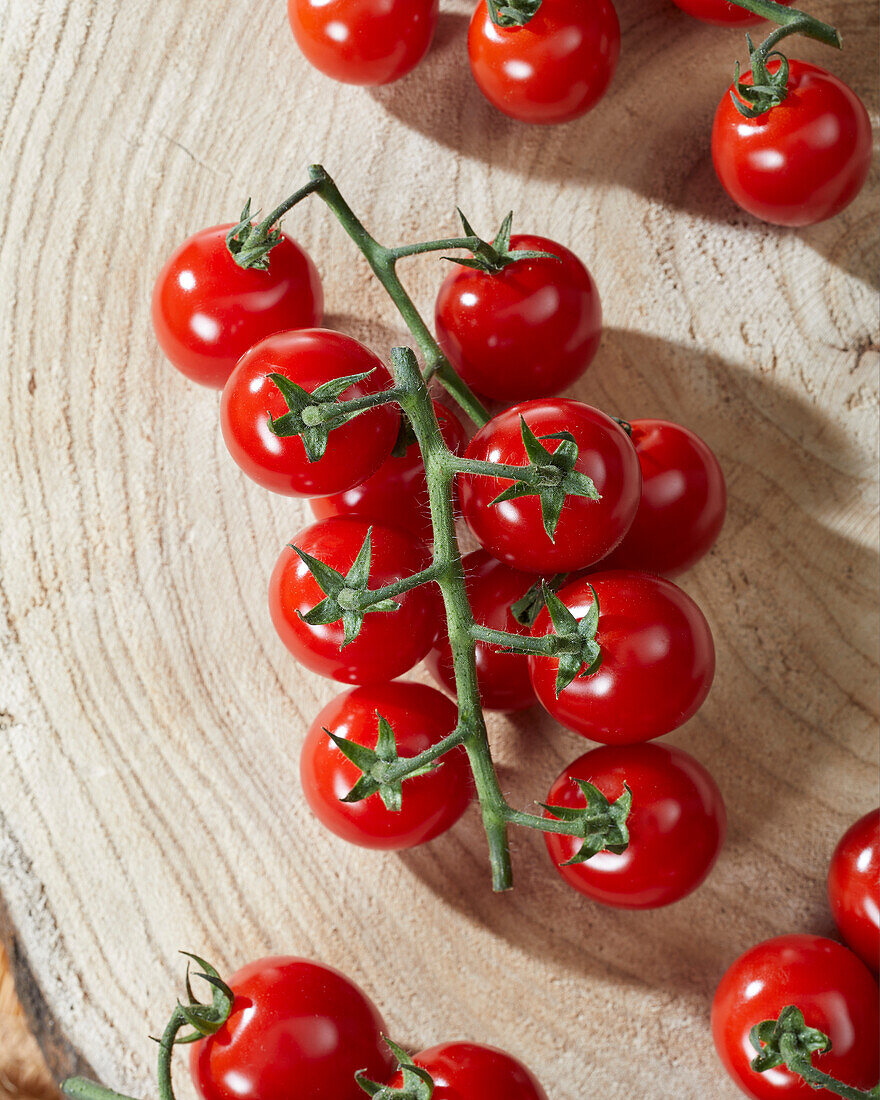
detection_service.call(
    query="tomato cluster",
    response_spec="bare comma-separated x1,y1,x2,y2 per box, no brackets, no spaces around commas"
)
153,191,731,910
190,955,548,1100
712,809,879,1099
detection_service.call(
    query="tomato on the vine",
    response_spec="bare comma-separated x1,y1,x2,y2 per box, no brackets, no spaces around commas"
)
221,329,399,497
544,743,725,908
269,518,439,684
712,60,872,227
468,0,620,125
387,1042,548,1100
427,550,538,711
301,681,472,849
288,0,439,86
670,0,792,26
459,400,641,574
828,808,879,973
152,226,322,389
310,402,466,541
435,236,601,402
529,570,715,742
600,419,726,577
190,957,392,1100
712,935,880,1100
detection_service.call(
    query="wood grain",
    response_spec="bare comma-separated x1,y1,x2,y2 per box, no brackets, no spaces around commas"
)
1,0,877,1096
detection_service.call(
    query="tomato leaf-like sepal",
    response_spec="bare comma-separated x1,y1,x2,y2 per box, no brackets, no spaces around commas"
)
749,1006,832,1074
266,368,379,463
357,1038,434,1099
486,0,542,28
541,781,632,866
292,528,399,646
225,199,283,270
445,209,558,274
490,419,600,542
327,713,440,812
541,584,602,694
171,953,234,1045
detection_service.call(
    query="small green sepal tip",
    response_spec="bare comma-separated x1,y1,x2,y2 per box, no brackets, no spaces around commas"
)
293,528,399,646
542,781,632,865
173,952,234,1044
356,1037,434,1099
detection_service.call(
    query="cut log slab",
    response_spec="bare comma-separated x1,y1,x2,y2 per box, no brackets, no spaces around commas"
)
1,0,877,1096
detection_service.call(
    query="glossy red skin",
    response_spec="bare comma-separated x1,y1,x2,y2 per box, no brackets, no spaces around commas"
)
459,400,641,574
152,225,323,389
427,550,538,711
468,0,620,125
190,956,393,1100
220,329,399,497
600,419,727,577
310,402,466,541
269,518,439,684
670,0,792,26
301,681,472,849
388,1042,548,1100
712,61,872,227
289,0,438,86
435,235,602,402
544,743,726,908
530,570,715,742
828,808,879,973
712,935,880,1099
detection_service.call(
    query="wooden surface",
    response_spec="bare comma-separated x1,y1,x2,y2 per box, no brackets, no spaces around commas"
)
1,0,877,1095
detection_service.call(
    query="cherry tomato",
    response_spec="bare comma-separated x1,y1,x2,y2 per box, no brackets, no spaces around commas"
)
712,935,880,1100
544,743,725,908
434,236,601,402
190,956,393,1100
828,808,879,973
459,400,641,575
388,1042,548,1100
530,570,715,742
310,402,466,541
152,226,323,389
221,329,399,497
712,60,872,227
670,0,792,27
301,681,472,849
468,0,620,125
600,419,727,577
269,518,439,684
289,0,439,86
426,550,537,711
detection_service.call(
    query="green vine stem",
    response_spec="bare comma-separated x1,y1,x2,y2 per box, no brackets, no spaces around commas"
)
727,0,840,48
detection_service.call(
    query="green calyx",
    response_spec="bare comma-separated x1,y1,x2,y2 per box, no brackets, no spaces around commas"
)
357,1039,434,1100
327,712,440,812
267,368,383,462
293,528,399,645
486,0,542,28
750,1006,830,1074
172,953,234,1044
543,584,602,695
492,418,600,542
510,573,570,628
446,210,557,275
725,1,842,119
541,781,632,865
225,200,284,271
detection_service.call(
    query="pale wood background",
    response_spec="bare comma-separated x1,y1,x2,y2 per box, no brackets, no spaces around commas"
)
1,0,877,1096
